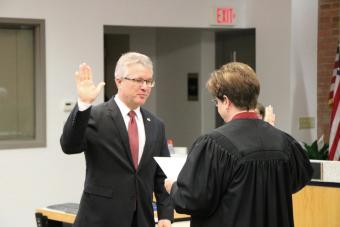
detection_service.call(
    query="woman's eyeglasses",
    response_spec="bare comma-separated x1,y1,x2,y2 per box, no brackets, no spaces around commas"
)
211,98,219,105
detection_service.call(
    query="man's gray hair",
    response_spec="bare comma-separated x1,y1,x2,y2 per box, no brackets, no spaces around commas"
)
114,52,153,78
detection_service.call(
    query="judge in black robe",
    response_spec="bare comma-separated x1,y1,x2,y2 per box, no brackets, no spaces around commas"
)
165,62,313,227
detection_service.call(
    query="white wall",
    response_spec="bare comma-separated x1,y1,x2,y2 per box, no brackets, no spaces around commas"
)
245,0,293,133
244,0,318,143
290,0,318,143
200,31,216,135
0,0,318,226
156,29,203,147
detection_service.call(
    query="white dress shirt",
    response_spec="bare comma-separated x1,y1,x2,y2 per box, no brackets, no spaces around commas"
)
78,97,145,164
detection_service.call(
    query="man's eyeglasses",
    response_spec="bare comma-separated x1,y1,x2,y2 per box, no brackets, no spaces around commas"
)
123,77,155,87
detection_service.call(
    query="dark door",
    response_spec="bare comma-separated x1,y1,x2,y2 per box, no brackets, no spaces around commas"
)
214,29,256,127
104,34,129,101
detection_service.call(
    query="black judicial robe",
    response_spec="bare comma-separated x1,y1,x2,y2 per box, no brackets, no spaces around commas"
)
170,114,313,227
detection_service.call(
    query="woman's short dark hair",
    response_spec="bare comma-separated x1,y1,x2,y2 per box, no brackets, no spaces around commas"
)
206,62,260,110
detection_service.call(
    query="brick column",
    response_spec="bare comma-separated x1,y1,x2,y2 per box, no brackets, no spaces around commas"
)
317,0,340,142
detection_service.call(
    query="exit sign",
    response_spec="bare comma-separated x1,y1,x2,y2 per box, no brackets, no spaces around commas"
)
213,7,236,26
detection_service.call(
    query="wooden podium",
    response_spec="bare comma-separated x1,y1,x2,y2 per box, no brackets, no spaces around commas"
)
293,183,340,227
36,183,340,227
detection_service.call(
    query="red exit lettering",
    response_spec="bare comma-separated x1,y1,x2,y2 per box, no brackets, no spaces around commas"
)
216,7,235,25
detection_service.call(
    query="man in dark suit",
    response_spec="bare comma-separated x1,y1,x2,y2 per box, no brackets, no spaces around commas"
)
60,52,173,227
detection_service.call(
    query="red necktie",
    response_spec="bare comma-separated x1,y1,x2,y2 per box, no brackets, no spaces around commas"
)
128,111,139,169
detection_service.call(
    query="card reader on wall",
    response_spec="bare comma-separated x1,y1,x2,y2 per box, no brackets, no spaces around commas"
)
63,101,75,112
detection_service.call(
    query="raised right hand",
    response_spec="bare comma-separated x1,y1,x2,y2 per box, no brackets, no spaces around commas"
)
264,105,276,126
75,63,105,104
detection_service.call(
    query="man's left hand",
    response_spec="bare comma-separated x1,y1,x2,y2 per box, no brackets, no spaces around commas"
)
158,219,171,227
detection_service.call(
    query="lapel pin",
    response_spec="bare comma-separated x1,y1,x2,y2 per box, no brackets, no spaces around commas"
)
147,118,151,122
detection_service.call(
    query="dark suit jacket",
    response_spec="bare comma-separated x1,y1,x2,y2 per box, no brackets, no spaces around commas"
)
60,97,173,227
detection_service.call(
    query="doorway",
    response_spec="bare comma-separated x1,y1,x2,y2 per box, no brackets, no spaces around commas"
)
103,33,129,101
103,26,255,147
214,29,256,127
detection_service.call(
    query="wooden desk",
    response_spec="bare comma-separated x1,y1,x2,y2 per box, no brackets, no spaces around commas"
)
35,205,190,226
36,207,75,225
293,183,340,227
37,184,340,227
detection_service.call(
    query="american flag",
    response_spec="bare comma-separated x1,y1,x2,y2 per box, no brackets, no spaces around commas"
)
328,43,340,160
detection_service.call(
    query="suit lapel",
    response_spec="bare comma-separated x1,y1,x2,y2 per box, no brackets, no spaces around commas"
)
107,98,135,168
138,108,154,170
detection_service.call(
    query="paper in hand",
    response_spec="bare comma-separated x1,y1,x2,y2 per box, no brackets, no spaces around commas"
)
154,156,186,181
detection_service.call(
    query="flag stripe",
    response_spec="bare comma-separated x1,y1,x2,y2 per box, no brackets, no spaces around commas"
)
329,43,340,160
330,84,340,126
329,50,339,105
329,122,340,160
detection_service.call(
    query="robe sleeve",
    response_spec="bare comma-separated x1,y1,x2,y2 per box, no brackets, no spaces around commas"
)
287,135,313,193
170,134,234,217
154,123,174,221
